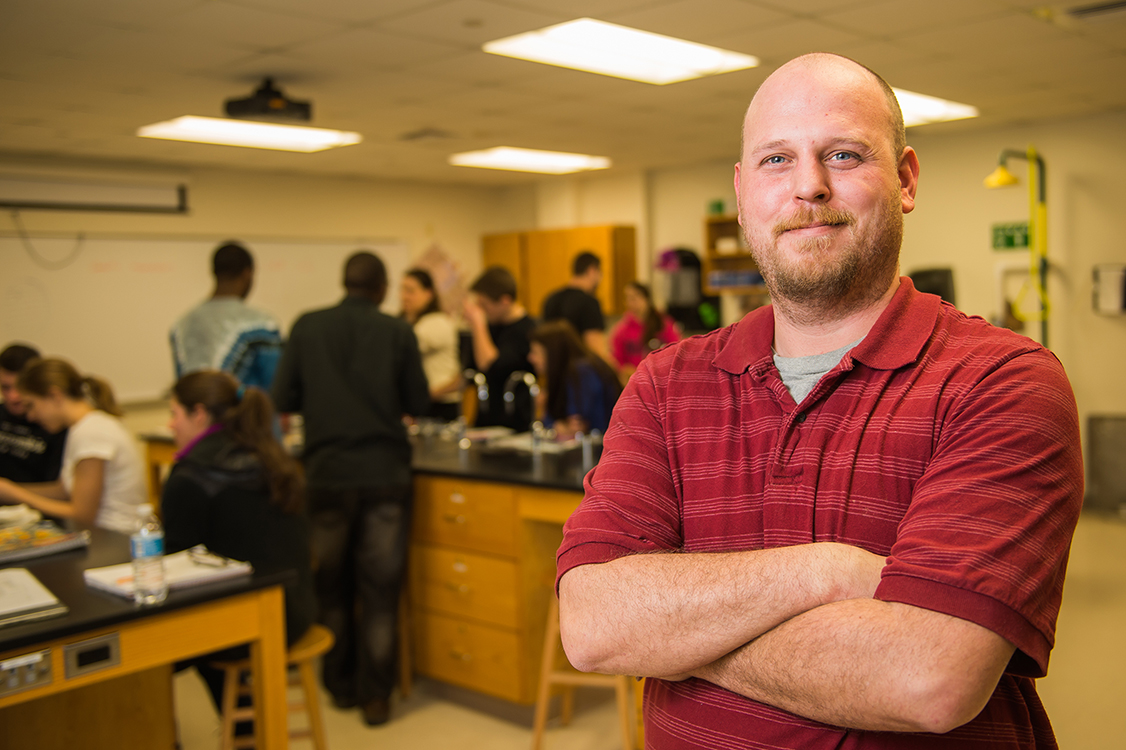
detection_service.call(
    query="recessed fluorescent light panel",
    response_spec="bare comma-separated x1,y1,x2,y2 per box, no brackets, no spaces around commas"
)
893,89,979,126
449,147,611,175
137,116,361,152
484,18,758,85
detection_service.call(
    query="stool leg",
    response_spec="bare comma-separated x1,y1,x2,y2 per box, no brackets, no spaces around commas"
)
299,659,329,750
615,676,632,750
399,584,412,700
219,667,242,750
531,596,562,750
560,687,575,726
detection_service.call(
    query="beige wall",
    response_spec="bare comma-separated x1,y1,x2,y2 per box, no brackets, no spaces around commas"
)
0,159,536,286
903,112,1126,434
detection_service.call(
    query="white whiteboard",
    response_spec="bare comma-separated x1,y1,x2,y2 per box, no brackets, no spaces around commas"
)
0,235,410,402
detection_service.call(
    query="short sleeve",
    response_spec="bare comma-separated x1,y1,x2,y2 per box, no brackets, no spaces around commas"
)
875,350,1082,677
557,353,684,590
68,417,120,463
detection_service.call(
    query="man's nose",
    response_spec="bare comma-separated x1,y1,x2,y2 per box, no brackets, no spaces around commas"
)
792,159,831,204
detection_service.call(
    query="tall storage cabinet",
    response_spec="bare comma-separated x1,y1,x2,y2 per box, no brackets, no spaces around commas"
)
482,225,636,317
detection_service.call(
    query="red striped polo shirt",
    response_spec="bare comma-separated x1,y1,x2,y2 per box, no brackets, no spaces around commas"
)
557,279,1083,749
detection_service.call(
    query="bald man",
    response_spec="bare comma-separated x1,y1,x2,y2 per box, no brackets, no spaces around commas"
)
556,54,1081,748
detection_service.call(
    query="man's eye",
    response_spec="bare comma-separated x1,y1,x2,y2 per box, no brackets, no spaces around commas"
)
829,152,856,162
763,155,786,165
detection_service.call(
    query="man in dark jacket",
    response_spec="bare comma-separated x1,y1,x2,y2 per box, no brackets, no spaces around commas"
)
272,251,429,726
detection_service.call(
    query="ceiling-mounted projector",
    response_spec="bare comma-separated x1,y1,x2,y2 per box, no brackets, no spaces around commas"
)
224,78,311,122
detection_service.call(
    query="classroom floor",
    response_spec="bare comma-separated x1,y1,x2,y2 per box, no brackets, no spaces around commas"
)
171,510,1126,750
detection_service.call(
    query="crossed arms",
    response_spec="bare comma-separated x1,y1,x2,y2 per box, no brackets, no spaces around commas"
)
558,544,1014,734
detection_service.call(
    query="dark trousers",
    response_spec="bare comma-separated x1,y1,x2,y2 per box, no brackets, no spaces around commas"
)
308,483,412,703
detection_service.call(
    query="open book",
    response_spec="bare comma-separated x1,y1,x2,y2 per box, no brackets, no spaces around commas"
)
83,546,252,599
0,568,69,628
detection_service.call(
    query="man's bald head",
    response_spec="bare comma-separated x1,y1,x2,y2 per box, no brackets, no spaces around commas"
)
743,53,906,160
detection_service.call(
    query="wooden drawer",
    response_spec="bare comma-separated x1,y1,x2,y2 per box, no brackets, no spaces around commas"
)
413,611,524,703
410,544,519,628
413,476,519,556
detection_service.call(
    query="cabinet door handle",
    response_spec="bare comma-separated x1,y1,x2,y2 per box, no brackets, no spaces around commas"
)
445,581,471,594
449,492,466,505
442,513,467,525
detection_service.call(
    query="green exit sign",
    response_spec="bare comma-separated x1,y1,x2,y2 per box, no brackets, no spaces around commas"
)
992,222,1029,250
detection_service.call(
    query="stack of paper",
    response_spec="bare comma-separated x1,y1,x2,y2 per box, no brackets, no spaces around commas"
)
83,547,252,599
0,568,68,628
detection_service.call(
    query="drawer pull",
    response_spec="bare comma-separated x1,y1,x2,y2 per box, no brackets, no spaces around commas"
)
449,492,466,505
442,513,467,525
445,582,471,594
450,650,473,662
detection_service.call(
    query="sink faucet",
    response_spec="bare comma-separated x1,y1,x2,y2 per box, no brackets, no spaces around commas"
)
503,370,540,417
467,369,488,410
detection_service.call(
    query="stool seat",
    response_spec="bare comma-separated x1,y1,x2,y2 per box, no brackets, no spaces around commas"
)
210,623,335,750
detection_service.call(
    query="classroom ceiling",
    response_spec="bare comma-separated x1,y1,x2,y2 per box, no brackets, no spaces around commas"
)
2,0,1125,186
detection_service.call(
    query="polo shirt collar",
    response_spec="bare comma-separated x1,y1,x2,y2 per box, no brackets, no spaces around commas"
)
711,276,939,376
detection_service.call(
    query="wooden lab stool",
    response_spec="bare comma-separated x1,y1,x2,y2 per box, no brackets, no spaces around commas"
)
211,623,335,750
532,596,636,750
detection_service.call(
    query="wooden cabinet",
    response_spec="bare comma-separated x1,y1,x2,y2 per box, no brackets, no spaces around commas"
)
701,215,769,297
409,475,575,704
482,225,636,317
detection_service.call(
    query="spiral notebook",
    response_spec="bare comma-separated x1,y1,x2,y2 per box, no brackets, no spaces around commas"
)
82,546,252,599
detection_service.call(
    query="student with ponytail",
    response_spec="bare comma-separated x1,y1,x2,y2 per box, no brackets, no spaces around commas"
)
163,369,315,714
0,358,144,533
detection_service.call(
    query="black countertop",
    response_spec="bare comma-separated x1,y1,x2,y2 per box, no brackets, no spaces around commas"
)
0,528,293,654
410,435,602,493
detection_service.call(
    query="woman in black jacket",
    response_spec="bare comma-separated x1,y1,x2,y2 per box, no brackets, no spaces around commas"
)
165,369,315,716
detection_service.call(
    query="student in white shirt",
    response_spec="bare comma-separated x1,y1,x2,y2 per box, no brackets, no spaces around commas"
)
0,358,144,534
400,268,462,422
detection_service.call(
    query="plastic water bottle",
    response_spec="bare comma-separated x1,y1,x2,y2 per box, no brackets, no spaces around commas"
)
131,504,168,605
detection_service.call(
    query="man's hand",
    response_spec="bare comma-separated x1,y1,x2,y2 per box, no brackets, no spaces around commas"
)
462,294,487,329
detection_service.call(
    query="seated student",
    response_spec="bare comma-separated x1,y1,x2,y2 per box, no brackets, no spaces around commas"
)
528,321,623,440
163,369,315,715
609,281,681,380
0,343,67,483
0,358,143,533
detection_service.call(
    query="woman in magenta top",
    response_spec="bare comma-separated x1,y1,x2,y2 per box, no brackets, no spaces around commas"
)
609,281,681,379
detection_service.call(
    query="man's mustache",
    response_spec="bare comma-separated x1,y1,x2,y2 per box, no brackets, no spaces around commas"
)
773,207,856,237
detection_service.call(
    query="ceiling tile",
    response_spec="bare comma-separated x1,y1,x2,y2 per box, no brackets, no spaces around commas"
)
606,0,791,44
229,0,426,25
504,0,664,15
284,27,465,72
375,0,564,47
144,1,348,51
712,18,874,65
817,0,1008,38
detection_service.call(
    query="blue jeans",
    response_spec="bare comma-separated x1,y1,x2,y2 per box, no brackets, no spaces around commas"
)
308,483,412,703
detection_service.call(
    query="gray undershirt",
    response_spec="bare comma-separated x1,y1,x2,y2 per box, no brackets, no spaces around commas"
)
773,337,864,405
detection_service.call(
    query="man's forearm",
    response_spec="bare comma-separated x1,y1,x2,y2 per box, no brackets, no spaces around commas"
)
469,321,499,372
695,597,1015,734
558,543,883,678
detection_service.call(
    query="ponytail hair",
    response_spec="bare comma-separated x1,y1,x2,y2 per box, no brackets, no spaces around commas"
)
172,370,304,514
18,358,122,417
